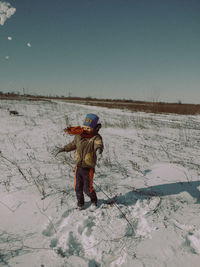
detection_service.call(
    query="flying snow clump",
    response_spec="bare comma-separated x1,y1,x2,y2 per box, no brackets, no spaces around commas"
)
0,1,16,26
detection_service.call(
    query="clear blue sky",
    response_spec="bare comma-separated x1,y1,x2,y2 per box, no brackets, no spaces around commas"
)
0,0,200,103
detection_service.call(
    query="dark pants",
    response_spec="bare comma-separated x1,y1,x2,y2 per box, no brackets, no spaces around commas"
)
74,166,97,204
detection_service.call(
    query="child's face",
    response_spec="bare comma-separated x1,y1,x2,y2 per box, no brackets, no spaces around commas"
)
83,125,93,133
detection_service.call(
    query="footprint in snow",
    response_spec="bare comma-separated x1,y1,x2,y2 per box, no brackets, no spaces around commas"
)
172,219,200,255
56,231,84,258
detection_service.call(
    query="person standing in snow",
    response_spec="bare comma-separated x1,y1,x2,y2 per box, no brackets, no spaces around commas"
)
55,114,104,209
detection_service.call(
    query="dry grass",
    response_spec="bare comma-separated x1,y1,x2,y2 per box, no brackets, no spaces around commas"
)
81,100,200,115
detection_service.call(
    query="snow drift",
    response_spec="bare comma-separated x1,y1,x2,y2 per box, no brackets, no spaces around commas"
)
0,99,200,267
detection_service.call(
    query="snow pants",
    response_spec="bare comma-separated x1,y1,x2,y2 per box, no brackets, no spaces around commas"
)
74,166,97,204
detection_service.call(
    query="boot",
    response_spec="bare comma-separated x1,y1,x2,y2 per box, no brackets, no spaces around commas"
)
77,200,84,209
91,199,98,207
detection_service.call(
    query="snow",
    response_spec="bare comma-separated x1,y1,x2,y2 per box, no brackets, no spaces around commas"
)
0,1,16,26
0,99,200,266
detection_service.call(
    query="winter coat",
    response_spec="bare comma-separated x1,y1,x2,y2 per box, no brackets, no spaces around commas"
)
64,134,103,168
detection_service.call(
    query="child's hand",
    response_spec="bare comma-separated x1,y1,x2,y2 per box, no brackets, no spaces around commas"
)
96,149,102,167
52,146,65,157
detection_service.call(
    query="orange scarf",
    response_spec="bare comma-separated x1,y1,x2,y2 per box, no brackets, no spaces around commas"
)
64,126,97,138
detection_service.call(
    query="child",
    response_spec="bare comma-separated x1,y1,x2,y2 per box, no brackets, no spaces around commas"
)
56,113,104,209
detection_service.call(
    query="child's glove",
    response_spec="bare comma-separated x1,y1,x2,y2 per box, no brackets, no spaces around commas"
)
52,146,65,157
96,149,102,167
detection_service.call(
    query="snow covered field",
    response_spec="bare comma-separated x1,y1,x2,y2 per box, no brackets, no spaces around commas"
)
0,99,200,267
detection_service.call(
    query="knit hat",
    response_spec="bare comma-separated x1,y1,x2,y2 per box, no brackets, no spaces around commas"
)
83,113,99,129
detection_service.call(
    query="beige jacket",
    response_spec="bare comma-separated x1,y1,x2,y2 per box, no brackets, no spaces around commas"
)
64,134,103,168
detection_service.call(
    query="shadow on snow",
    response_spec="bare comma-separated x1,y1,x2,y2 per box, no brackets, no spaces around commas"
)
101,180,200,206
